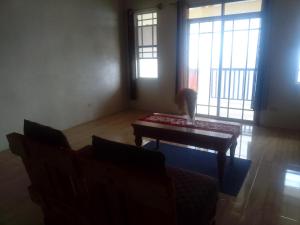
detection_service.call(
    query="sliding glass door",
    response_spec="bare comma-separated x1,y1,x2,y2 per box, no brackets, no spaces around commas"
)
188,0,262,122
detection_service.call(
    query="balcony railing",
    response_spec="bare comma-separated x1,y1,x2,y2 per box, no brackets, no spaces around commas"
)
209,68,257,101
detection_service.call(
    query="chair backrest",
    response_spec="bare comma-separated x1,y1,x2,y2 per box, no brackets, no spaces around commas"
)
23,119,71,148
7,133,88,225
78,155,177,225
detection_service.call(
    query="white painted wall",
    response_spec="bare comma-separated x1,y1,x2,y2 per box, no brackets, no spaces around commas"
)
0,0,128,151
127,0,300,130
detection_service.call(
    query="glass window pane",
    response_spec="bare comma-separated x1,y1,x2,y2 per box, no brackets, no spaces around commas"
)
243,110,254,121
200,22,212,33
224,20,233,31
247,30,260,68
143,20,154,26
142,47,152,52
296,51,300,83
210,98,218,107
189,4,222,19
198,33,213,69
139,59,158,78
232,30,248,68
220,108,228,118
222,31,233,68
220,99,228,108
190,23,199,34
298,54,300,82
250,18,261,29
229,109,243,119
220,71,230,98
214,21,221,32
153,26,157,45
197,105,209,115
142,26,153,45
234,19,250,30
142,13,153,20
153,13,157,18
189,33,199,71
244,101,252,110
209,107,217,116
138,27,142,45
225,0,262,15
143,53,153,58
247,72,254,100
211,73,219,99
212,32,221,68
230,99,243,109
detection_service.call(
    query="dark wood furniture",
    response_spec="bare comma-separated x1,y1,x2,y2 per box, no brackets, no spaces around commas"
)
132,114,241,184
7,133,87,225
7,131,218,225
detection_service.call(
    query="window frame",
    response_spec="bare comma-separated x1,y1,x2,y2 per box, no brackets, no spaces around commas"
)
134,10,159,79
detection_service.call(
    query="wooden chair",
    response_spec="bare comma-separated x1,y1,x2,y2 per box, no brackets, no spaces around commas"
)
77,154,177,225
6,133,89,225
7,131,217,225
7,133,177,225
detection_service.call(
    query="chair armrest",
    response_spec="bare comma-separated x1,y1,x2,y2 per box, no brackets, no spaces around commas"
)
6,133,27,157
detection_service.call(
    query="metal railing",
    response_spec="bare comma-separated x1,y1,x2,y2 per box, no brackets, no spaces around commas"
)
210,68,257,101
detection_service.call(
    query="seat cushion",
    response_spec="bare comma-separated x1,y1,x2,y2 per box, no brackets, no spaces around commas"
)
24,120,70,148
92,136,166,174
167,167,218,225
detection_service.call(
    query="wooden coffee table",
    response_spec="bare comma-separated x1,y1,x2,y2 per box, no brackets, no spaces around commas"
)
132,113,241,184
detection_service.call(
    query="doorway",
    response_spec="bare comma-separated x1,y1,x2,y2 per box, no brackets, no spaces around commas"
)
188,1,262,122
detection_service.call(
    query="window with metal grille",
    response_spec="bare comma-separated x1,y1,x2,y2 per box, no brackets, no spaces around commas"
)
135,12,158,78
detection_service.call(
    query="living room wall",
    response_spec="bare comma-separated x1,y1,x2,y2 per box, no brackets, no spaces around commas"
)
127,0,300,130
258,0,300,129
0,0,128,151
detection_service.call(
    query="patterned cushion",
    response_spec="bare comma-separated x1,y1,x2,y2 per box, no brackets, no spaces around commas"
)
167,167,218,225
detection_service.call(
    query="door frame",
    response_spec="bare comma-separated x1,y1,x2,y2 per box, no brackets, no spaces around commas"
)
187,3,262,123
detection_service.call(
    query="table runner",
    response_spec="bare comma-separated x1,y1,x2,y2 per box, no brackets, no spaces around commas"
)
139,113,241,138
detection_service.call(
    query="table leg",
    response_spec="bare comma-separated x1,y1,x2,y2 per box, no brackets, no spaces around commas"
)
217,151,226,185
135,136,142,147
156,139,160,149
230,139,237,161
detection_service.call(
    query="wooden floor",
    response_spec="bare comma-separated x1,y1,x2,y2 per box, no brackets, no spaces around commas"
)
1,110,300,225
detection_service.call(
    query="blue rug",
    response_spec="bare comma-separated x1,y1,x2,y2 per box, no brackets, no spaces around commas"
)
144,141,251,196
